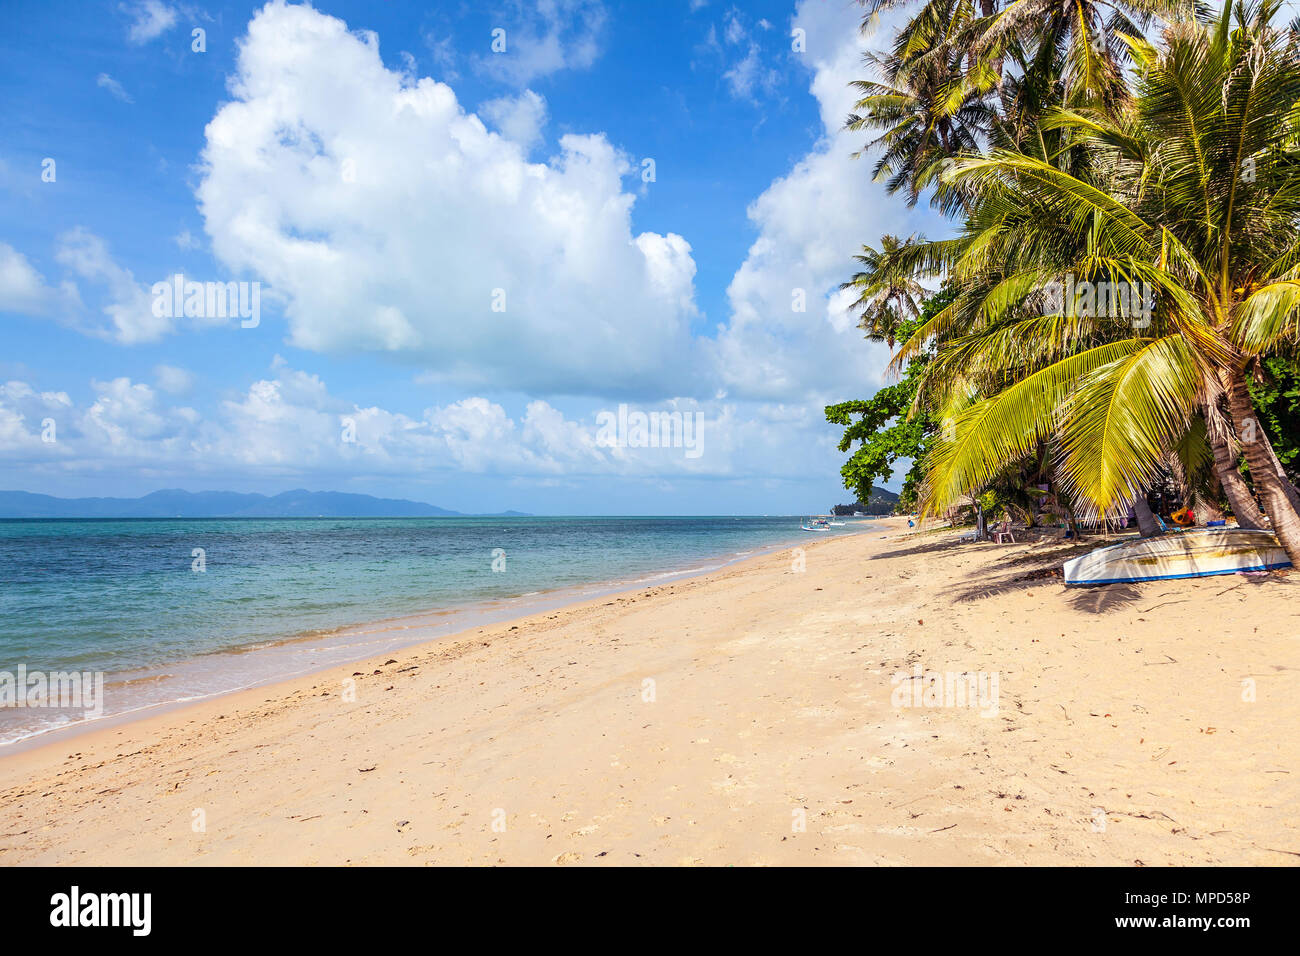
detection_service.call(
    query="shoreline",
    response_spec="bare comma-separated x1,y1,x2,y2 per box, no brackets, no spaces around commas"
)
0,522,843,753
3,516,1296,866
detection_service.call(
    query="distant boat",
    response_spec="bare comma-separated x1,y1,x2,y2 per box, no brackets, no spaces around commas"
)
801,516,832,532
1064,529,1291,585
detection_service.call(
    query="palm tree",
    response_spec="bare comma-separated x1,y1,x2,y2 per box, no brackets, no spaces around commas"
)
846,0,1188,207
892,0,1300,562
969,0,1189,108
842,236,929,347
847,46,994,206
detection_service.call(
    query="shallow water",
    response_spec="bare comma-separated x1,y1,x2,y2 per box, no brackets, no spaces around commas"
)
0,515,871,744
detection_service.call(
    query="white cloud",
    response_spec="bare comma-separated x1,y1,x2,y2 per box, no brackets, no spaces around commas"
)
472,0,607,86
708,9,780,103
173,228,201,250
1,0,936,500
4,232,251,344
196,1,701,397
96,73,134,104
0,243,78,316
0,381,72,455
706,0,939,403
123,0,178,45
479,89,548,152
84,378,173,448
0,360,847,485
54,228,171,344
724,10,747,45
723,44,779,102
423,32,459,82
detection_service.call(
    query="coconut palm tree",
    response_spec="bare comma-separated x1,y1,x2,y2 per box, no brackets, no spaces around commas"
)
847,46,995,206
842,236,930,347
892,0,1300,562
846,0,1189,207
969,0,1189,108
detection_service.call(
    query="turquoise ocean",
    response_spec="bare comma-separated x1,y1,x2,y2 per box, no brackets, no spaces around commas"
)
0,516,872,745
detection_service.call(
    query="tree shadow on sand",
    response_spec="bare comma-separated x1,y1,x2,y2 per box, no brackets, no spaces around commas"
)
876,531,1294,612
945,538,1139,608
865,535,971,562
1060,562,1295,613
1063,581,1146,613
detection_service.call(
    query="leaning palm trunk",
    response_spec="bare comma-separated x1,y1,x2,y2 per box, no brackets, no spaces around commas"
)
1132,493,1158,538
1225,369,1300,565
1261,430,1300,513
1196,489,1225,523
1203,399,1268,530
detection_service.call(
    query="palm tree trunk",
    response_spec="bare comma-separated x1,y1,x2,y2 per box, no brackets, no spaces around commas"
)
1196,488,1225,523
1203,399,1268,530
1165,451,1191,508
1065,500,1084,539
979,0,1004,82
1260,427,1300,513
1226,369,1300,565
1133,493,1158,538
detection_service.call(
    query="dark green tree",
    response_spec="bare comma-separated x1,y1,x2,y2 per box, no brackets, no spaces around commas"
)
825,286,956,509
1249,356,1300,484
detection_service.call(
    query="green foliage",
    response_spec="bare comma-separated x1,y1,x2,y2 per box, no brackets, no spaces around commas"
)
825,286,957,503
1249,356,1300,482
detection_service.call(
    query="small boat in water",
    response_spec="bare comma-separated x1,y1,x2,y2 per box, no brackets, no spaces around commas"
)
801,516,832,532
1064,528,1291,585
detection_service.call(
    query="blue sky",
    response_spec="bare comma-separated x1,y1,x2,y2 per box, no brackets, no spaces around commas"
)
0,0,944,514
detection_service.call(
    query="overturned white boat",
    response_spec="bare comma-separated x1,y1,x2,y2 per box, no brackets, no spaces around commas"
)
1063,528,1292,586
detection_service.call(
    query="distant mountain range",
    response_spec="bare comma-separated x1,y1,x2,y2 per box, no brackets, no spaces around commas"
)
0,489,530,519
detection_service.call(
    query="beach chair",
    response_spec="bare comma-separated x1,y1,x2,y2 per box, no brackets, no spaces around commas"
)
992,520,1015,544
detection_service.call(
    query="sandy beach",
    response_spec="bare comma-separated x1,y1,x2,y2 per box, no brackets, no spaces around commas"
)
1,517,1297,866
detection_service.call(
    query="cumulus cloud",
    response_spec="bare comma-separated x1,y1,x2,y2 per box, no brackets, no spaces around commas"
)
0,381,72,456
705,0,940,403
0,359,848,486
3,1,935,500
196,1,699,397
